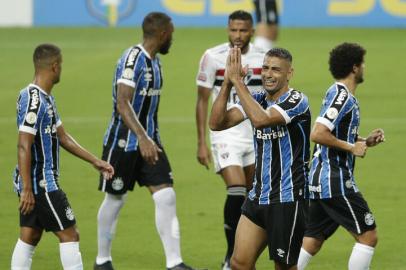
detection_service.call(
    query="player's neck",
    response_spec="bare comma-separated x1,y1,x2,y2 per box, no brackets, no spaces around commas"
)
266,86,290,102
337,79,357,95
142,39,159,59
33,76,53,94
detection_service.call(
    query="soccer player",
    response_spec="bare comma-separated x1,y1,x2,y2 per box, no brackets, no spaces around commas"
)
297,43,385,270
11,43,114,270
94,12,195,270
195,10,265,269
210,47,310,270
253,0,278,50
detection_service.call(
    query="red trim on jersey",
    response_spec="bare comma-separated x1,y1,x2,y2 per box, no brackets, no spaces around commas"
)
216,68,261,76
252,68,262,75
215,69,225,76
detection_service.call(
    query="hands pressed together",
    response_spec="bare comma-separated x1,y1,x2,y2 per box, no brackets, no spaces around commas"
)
225,46,248,85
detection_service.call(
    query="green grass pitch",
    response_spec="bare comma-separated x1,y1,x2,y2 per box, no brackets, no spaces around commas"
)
0,27,405,269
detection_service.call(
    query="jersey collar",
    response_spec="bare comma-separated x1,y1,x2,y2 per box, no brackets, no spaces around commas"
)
335,82,355,98
29,83,49,96
138,44,152,59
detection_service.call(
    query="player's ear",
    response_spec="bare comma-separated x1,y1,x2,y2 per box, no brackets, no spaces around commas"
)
287,67,294,82
352,64,359,74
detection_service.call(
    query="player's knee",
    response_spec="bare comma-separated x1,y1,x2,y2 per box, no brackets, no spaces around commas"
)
358,229,378,247
57,226,80,243
106,192,127,205
152,187,176,206
302,236,324,255
230,255,251,270
20,231,42,246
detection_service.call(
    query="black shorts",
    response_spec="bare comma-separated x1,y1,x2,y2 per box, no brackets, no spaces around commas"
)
241,198,305,265
253,0,278,24
304,192,376,240
99,146,173,194
20,189,76,232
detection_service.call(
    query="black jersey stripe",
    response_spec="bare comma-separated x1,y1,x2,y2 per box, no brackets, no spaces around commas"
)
138,57,154,134
23,87,42,128
323,84,350,119
124,46,142,69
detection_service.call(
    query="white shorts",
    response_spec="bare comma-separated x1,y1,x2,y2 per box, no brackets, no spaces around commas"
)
211,141,255,173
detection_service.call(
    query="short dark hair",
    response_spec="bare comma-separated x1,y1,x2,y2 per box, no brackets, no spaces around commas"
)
33,43,61,69
142,12,172,38
265,47,292,63
228,10,253,24
329,42,366,80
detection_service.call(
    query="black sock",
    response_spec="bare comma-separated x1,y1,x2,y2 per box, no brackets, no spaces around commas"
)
224,186,246,260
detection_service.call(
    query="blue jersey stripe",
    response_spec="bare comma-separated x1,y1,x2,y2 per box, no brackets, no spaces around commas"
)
15,85,61,194
280,128,293,202
308,83,361,199
251,89,310,204
259,135,272,204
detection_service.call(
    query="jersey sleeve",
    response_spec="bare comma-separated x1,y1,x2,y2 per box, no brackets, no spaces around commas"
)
316,85,353,131
17,88,44,135
117,47,143,88
196,51,217,89
272,90,309,124
229,91,266,120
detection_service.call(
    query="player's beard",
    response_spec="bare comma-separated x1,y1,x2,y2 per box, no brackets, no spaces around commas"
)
230,38,250,53
53,74,60,84
356,74,364,84
159,38,172,55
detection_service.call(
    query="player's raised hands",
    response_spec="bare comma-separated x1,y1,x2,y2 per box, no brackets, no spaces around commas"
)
226,46,248,84
366,128,385,147
19,188,35,215
138,135,162,165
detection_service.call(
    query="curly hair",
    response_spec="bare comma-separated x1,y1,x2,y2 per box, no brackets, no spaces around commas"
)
329,42,366,80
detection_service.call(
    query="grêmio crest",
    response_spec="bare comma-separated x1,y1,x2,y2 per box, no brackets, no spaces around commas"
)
86,0,137,26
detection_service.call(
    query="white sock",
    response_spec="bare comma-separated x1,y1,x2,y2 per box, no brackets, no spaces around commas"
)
59,242,83,270
254,36,273,51
297,248,313,270
11,239,35,270
96,193,127,265
348,243,375,270
152,187,183,268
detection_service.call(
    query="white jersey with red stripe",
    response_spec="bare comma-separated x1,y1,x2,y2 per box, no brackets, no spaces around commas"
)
196,43,266,143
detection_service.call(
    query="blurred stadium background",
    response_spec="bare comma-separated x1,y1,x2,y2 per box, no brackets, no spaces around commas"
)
0,0,405,269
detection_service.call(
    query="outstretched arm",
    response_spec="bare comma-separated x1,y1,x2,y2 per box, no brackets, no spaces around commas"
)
116,83,161,165
17,132,35,215
57,125,114,179
311,122,367,157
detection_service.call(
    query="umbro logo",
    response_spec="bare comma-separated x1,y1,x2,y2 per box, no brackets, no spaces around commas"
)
277,248,285,257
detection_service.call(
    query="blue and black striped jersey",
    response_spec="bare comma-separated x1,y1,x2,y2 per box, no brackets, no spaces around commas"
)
14,84,62,195
308,82,361,199
103,44,163,152
235,89,311,204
